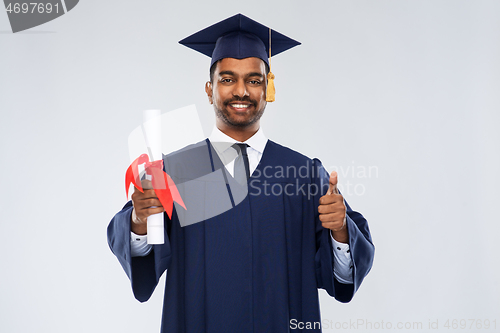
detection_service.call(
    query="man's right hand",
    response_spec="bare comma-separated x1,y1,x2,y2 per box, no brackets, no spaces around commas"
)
131,179,165,235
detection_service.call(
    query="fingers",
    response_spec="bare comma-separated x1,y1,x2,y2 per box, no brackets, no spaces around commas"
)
318,201,343,214
319,171,341,204
136,197,163,208
318,195,346,227
318,211,344,222
132,188,159,201
132,193,164,211
132,190,162,215
319,212,346,231
136,206,165,217
133,203,165,225
318,171,347,234
131,180,165,223
328,171,339,195
319,192,342,205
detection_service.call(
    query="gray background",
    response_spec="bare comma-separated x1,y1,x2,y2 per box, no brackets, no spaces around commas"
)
1,0,499,332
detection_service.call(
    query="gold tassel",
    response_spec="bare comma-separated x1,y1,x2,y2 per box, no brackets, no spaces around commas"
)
265,28,275,102
266,72,275,102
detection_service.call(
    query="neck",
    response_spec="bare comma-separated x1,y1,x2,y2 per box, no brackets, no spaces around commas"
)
216,121,259,142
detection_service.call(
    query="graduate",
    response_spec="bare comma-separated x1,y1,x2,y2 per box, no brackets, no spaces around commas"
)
108,13,374,333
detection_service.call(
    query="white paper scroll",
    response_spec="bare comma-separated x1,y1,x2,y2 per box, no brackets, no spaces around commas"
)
142,109,164,244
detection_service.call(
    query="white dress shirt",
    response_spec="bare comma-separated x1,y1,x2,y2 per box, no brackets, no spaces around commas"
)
131,126,353,283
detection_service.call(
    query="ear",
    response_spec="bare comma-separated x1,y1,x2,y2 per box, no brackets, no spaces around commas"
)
205,81,213,104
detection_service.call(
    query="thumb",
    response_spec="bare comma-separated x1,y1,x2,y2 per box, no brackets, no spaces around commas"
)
328,171,339,195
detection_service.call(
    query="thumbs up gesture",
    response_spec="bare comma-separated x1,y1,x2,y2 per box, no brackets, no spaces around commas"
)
318,171,348,243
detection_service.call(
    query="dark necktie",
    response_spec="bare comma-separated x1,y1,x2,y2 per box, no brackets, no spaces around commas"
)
233,143,250,185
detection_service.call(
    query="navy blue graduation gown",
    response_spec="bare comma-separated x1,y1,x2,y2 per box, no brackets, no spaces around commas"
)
108,140,374,332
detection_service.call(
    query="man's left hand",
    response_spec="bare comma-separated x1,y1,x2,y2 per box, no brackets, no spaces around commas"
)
318,171,349,243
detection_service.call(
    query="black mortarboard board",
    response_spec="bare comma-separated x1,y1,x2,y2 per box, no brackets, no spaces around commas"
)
179,14,300,102
179,13,301,67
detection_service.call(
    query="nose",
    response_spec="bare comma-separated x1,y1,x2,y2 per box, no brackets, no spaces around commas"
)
232,80,249,98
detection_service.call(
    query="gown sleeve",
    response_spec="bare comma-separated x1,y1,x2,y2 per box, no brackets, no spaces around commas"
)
312,158,375,303
107,201,172,302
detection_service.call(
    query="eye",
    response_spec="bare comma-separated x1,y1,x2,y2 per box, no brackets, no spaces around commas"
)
249,80,261,85
220,78,233,83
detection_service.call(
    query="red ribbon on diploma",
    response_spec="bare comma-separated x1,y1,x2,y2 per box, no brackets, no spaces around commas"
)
125,154,186,219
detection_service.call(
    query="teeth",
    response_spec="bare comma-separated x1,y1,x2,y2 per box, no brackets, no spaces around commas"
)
231,104,249,108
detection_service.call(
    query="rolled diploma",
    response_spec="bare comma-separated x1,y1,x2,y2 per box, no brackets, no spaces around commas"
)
143,109,164,244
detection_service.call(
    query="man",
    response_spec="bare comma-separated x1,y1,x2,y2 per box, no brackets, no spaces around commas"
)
108,14,374,332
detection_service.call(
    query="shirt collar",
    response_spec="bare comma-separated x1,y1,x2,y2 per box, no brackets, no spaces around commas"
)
208,126,268,154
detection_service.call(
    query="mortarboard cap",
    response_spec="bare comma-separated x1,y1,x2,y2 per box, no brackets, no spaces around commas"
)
179,13,301,68
179,13,301,102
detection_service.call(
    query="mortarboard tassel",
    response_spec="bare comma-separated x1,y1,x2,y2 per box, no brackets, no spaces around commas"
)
266,28,275,102
266,72,275,102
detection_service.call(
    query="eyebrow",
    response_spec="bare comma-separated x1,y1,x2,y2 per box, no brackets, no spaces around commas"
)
218,70,235,77
218,71,264,79
246,72,265,79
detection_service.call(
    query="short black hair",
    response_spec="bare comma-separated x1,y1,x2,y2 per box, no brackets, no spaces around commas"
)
209,59,270,83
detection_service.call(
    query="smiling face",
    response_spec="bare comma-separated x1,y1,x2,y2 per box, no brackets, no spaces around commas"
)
205,57,267,136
